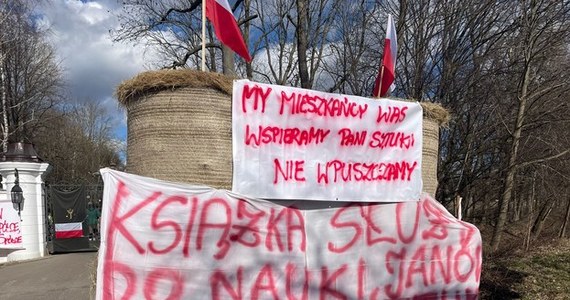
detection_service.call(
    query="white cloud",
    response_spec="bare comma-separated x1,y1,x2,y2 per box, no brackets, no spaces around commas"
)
36,0,159,140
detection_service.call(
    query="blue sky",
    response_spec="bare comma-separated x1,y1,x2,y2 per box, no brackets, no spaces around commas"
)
36,0,155,144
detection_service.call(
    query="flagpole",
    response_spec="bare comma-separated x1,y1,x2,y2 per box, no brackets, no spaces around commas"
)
376,65,385,98
201,0,206,72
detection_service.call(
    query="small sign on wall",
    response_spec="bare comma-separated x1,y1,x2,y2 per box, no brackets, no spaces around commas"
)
0,200,23,249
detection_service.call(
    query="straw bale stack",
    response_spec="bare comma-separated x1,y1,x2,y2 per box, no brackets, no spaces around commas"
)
117,69,449,196
420,102,449,196
118,70,234,189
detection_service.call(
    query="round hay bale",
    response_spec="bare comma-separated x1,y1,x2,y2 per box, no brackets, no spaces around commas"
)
421,118,441,197
419,102,449,197
126,87,233,189
393,99,449,197
118,70,449,196
119,70,235,189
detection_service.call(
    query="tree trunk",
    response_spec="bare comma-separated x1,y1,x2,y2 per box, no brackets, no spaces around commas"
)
490,42,533,252
560,198,570,238
207,25,217,72
481,196,488,224
531,200,553,239
296,0,310,88
490,74,528,251
0,56,8,152
222,45,235,76
244,0,253,79
524,203,533,251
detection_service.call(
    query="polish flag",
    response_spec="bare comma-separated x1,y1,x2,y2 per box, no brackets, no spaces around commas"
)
55,222,84,239
206,0,252,62
373,14,397,98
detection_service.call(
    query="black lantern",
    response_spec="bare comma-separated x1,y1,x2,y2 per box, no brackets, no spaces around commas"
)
11,168,23,219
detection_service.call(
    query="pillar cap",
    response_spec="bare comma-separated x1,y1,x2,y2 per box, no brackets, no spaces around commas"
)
0,142,43,163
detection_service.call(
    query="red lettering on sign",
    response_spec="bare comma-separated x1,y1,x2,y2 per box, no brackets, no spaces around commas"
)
265,208,286,252
316,160,418,184
422,199,452,240
357,258,371,300
396,202,420,244
338,128,367,146
197,198,232,260
0,220,20,233
384,248,406,299
453,248,475,283
100,180,482,299
210,267,243,300
368,131,415,149
242,84,271,113
265,206,306,252
474,245,482,283
285,263,309,300
148,195,187,254
103,261,137,300
429,245,452,285
328,204,362,253
245,125,330,146
280,91,368,119
274,159,306,184
182,197,199,257
143,268,184,300
252,264,279,300
107,182,161,255
230,200,265,247
361,205,397,246
287,207,306,252
376,105,408,123
319,264,349,300
405,245,429,288
0,235,22,245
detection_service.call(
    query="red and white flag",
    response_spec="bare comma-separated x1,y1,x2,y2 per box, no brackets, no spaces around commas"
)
373,14,397,98
206,0,252,62
55,222,84,239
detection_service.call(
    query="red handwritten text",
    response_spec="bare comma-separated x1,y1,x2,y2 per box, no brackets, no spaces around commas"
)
242,84,272,113
316,160,418,184
245,125,330,146
376,105,408,123
280,91,368,119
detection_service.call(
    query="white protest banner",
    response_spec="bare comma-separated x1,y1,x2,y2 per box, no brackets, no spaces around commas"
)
232,80,423,202
96,169,481,299
0,201,23,249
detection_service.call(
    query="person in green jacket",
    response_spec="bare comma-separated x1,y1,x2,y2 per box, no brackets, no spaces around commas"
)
86,202,101,241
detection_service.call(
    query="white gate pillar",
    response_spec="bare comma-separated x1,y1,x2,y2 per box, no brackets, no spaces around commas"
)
0,143,50,262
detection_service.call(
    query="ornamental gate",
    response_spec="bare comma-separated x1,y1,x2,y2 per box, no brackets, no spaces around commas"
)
45,184,103,253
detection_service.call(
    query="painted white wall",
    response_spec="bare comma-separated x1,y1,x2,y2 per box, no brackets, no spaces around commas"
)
0,162,50,262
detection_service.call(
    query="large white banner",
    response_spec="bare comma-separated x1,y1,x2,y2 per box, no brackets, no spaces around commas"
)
96,169,481,300
0,200,23,249
232,80,423,202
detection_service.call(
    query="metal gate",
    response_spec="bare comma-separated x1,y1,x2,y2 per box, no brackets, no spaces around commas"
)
45,184,103,253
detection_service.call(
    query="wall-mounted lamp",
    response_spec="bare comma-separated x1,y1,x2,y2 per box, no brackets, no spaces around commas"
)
11,168,23,220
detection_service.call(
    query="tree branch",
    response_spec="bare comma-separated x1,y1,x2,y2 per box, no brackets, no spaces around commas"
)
232,0,245,12
238,15,258,26
160,0,202,22
164,42,219,69
517,149,570,169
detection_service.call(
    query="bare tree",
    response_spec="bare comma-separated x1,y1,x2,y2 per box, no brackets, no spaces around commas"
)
0,0,63,151
34,101,121,184
113,0,255,72
248,0,296,84
490,0,570,252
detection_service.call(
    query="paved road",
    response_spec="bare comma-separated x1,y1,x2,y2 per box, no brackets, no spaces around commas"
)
0,251,97,300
